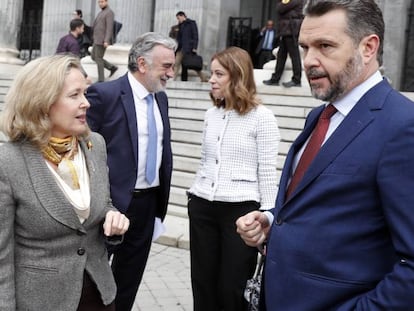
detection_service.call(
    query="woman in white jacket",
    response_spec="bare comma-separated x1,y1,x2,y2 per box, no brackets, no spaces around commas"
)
187,46,280,311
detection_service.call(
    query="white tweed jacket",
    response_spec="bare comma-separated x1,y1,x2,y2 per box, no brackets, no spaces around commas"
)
188,104,280,210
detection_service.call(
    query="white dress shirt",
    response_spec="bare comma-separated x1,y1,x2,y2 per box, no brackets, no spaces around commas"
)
127,72,163,188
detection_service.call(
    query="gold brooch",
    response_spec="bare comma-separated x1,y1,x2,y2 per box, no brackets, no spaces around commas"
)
87,141,93,150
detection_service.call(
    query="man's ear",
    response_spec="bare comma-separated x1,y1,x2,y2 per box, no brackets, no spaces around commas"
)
137,57,146,73
360,34,380,65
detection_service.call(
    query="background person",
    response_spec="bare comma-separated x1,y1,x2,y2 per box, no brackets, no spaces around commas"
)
237,0,414,309
56,18,85,56
174,11,207,82
91,0,118,82
56,19,92,85
73,9,93,58
255,20,278,69
187,46,280,311
0,54,129,310
169,23,180,41
86,32,176,311
263,0,303,87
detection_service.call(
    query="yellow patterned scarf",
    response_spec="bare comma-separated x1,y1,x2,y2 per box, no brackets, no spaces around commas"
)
41,136,80,189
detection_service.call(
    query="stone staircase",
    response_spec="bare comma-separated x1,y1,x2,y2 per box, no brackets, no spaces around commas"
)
165,80,319,216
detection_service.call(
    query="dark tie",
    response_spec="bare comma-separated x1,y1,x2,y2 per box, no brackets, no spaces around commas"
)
286,104,337,199
145,94,157,184
263,31,270,50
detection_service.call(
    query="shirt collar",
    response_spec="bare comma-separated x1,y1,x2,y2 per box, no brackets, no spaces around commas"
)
127,71,152,100
331,70,383,117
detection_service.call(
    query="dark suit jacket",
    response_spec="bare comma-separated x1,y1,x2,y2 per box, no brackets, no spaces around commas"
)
177,18,199,53
255,28,279,55
277,0,303,37
86,74,172,219
0,133,116,310
265,79,414,310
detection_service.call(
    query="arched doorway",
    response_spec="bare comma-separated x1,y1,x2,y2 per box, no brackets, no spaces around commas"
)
19,0,43,61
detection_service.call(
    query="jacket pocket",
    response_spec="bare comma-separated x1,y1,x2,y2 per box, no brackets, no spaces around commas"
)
297,270,375,289
19,264,59,274
231,169,257,182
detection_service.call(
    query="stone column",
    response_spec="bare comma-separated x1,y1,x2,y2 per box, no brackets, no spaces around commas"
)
0,0,25,72
380,0,410,90
41,0,76,56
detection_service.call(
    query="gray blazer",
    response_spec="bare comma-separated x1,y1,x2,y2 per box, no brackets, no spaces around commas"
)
92,6,115,45
0,132,116,310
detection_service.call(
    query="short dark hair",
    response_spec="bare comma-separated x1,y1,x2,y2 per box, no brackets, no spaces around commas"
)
75,9,83,18
70,18,84,31
176,11,186,17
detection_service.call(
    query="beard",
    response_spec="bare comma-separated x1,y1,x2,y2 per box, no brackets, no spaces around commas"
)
145,74,167,93
307,52,364,102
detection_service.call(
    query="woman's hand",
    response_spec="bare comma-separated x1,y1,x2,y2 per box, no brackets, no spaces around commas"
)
103,210,129,236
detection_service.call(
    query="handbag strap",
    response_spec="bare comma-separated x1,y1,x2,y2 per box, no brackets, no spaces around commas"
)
253,253,265,278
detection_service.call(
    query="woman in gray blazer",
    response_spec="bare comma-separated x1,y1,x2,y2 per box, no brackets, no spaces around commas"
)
0,55,129,310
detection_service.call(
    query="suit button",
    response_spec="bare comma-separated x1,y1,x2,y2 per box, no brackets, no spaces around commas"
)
77,248,86,256
275,217,283,225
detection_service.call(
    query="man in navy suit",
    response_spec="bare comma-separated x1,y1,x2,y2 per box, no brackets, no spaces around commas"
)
86,32,176,311
237,0,414,310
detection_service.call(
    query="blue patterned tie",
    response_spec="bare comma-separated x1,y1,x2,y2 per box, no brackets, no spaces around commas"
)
145,94,157,184
263,31,270,50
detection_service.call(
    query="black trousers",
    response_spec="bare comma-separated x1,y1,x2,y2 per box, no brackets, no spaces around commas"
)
110,191,158,311
257,50,274,69
272,35,302,84
77,272,115,311
188,195,259,311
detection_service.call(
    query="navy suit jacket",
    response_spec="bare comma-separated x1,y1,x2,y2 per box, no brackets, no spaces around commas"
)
86,74,172,219
265,79,414,310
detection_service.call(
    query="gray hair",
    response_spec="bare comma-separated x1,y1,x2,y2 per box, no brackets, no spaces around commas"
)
303,0,384,65
128,32,177,72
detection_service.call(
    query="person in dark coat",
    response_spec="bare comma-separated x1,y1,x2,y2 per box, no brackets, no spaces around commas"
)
73,9,93,58
255,20,279,69
263,0,304,87
174,11,207,82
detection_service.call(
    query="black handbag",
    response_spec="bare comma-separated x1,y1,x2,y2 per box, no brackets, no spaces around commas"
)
244,253,265,311
182,52,203,71
113,20,123,43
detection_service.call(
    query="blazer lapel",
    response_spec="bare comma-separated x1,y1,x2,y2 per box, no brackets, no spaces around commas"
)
277,105,325,205
78,138,100,228
120,77,139,165
284,96,378,204
155,93,170,138
22,143,81,231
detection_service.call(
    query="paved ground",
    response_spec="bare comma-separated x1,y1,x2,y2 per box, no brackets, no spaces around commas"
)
132,243,193,311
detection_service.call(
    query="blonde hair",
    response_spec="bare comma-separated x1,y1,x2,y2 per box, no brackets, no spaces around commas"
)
1,54,87,148
210,46,260,114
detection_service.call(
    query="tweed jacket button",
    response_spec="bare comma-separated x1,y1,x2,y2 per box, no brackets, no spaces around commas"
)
77,248,86,255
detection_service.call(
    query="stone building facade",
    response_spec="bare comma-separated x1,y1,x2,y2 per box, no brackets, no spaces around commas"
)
0,0,413,90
